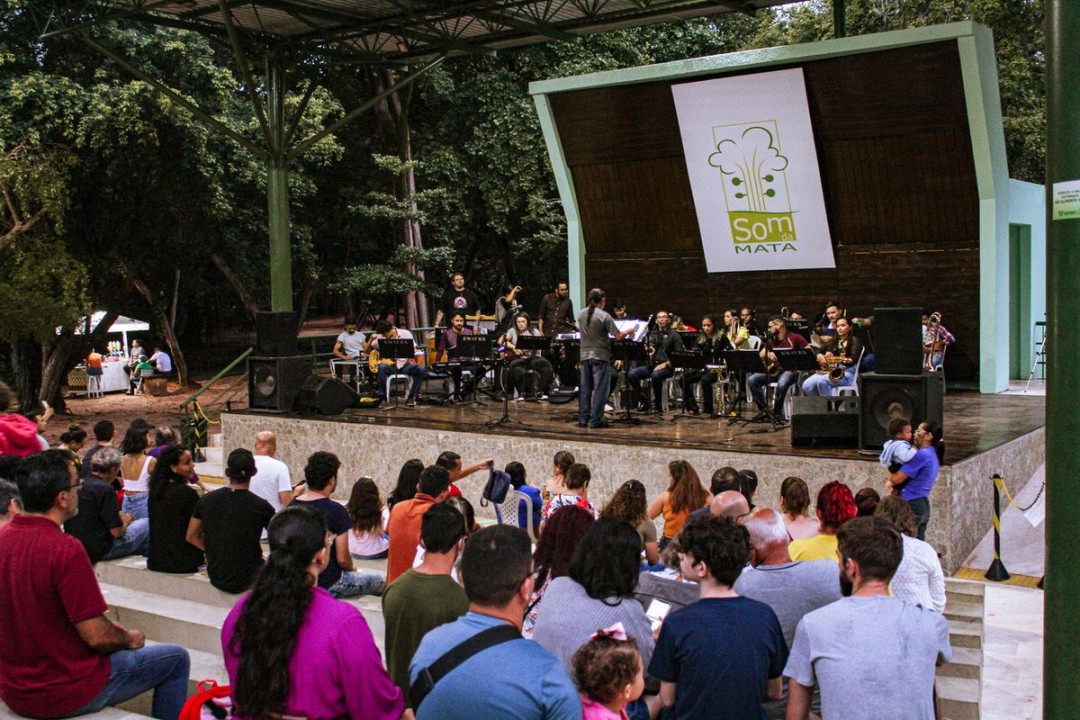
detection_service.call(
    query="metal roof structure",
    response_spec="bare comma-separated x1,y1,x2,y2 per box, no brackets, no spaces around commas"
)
52,0,795,62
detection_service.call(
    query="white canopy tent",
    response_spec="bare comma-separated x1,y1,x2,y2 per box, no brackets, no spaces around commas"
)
67,311,151,357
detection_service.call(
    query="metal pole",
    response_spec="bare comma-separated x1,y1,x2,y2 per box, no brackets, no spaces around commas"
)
832,0,845,39
1044,1,1080,717
266,57,294,312
985,475,1010,581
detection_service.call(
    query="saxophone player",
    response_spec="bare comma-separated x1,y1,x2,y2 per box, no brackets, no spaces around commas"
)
680,316,731,416
628,310,683,414
748,316,810,418
802,317,863,396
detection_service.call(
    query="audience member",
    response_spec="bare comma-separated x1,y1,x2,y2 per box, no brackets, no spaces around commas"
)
784,517,951,720
347,476,390,559
387,458,423,509
601,479,660,566
382,503,469,698
58,425,88,454
436,450,493,498
149,346,172,373
147,444,204,574
147,426,206,492
0,450,189,719
505,460,542,531
887,420,944,540
647,460,710,549
709,466,741,496
24,403,52,451
386,464,452,584
222,505,403,719
64,447,149,564
251,431,294,511
734,508,842,718
874,496,945,612
186,448,275,593
524,506,596,638
854,487,881,517
409,525,581,719
542,462,596,523
0,476,22,526
650,516,787,719
80,420,116,479
443,495,478,536
739,469,759,510
533,518,656,678
788,481,856,562
572,626,646,720
290,452,385,597
879,417,917,475
635,544,700,614
0,382,43,458
543,450,576,506
708,490,750,520
779,477,818,540
119,425,156,521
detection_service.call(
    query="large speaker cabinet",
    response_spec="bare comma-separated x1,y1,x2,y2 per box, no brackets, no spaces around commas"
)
858,372,945,451
791,396,860,448
248,356,310,412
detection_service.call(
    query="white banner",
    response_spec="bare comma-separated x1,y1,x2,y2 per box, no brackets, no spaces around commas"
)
672,68,835,272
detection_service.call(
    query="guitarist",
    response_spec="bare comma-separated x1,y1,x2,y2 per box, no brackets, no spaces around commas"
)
436,313,481,402
365,320,425,408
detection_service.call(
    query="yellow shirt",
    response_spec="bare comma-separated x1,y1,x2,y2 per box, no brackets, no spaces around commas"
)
788,533,839,562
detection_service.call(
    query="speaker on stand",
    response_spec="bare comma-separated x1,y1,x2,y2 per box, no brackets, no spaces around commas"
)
858,372,944,452
248,356,310,412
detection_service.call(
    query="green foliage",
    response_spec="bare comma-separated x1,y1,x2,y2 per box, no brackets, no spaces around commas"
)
0,232,90,340
329,244,453,296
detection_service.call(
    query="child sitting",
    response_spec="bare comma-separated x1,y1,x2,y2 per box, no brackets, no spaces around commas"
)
346,477,389,559
572,623,646,720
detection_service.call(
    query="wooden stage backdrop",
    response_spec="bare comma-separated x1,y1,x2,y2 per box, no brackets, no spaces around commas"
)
548,40,980,384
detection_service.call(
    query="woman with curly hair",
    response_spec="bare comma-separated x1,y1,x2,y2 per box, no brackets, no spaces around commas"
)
523,505,595,639
647,460,710,550
788,480,857,561
601,479,660,566
779,476,819,540
346,477,389,560
147,444,203,574
222,505,403,719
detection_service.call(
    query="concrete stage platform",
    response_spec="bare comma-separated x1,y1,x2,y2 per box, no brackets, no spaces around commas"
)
221,391,1044,572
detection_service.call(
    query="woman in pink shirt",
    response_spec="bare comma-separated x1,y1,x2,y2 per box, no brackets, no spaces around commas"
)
222,504,404,719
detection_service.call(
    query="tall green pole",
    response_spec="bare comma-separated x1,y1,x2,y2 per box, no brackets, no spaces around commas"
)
266,57,293,312
832,0,845,39
1044,2,1080,717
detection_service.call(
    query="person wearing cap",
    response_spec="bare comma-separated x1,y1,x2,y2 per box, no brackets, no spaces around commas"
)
186,449,275,594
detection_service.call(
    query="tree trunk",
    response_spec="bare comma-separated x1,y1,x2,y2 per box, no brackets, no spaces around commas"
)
210,253,261,319
296,275,318,329
127,267,189,387
39,311,120,413
11,337,42,413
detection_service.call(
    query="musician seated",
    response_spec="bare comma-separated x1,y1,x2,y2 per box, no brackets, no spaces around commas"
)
723,309,751,349
436,313,482,401
748,316,809,417
366,319,425,407
501,313,553,401
628,310,683,413
922,310,955,371
802,317,862,396
680,315,730,416
332,318,366,384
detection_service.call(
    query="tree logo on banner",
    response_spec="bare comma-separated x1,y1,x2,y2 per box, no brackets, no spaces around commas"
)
708,123,796,254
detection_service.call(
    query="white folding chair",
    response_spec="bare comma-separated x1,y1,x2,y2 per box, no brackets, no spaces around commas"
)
494,489,536,542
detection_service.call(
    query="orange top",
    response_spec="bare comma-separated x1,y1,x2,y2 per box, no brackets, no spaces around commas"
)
385,493,437,584
86,352,103,369
662,502,691,539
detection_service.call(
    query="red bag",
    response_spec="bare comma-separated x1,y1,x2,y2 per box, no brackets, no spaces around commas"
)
179,680,232,720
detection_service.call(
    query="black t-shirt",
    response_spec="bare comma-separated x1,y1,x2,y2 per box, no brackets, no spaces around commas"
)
79,445,107,479
193,487,274,593
289,496,351,589
440,288,479,321
64,475,122,564
147,481,204,574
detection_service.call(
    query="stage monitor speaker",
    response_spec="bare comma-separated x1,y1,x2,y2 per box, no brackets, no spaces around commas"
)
858,372,945,451
790,396,860,448
255,311,299,356
248,356,310,412
871,307,924,375
298,375,358,416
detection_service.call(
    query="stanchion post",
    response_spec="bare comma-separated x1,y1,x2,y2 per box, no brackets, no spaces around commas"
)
985,474,1011,582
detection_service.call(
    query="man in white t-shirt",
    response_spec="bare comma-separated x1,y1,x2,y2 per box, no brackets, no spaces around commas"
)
332,319,366,385
366,320,425,407
251,431,295,512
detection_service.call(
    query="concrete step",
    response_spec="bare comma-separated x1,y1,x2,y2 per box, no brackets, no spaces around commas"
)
947,620,983,649
945,577,986,606
935,675,981,720
115,644,227,717
944,600,984,624
202,446,223,464
101,582,229,655
1,703,150,720
96,556,238,609
936,646,982,679
208,432,224,448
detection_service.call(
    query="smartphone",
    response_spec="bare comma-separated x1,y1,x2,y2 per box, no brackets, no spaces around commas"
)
646,599,671,632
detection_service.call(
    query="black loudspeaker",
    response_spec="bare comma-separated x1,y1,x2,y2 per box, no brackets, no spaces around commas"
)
255,311,299,356
790,396,860,448
871,307,924,375
858,372,945,451
248,356,310,412
298,375,358,416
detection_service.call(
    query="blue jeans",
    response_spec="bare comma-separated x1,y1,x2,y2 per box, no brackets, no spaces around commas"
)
329,569,386,598
749,370,798,415
801,366,856,396
102,518,150,561
579,359,612,427
628,364,674,410
377,363,425,399
121,492,149,521
907,497,931,541
69,643,190,720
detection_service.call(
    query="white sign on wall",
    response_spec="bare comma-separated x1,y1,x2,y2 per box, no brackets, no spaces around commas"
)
672,68,836,272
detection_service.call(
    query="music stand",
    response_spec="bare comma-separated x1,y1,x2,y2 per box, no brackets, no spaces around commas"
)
722,350,767,425
376,338,415,412
668,349,707,421
786,320,811,343
609,340,653,426
677,331,698,348
449,335,492,405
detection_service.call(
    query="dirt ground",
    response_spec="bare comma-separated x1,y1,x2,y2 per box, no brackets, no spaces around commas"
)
48,382,212,446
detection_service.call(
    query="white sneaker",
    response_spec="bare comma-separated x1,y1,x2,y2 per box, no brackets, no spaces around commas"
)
515,395,525,402
604,403,614,413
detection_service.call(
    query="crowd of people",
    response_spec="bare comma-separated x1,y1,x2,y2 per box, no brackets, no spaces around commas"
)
0,377,951,720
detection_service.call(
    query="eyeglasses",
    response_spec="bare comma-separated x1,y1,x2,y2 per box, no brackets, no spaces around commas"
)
66,480,84,492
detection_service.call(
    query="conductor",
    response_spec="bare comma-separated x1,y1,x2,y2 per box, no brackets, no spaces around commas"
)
577,288,636,429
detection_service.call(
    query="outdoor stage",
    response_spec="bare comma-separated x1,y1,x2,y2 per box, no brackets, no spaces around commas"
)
221,390,1045,573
